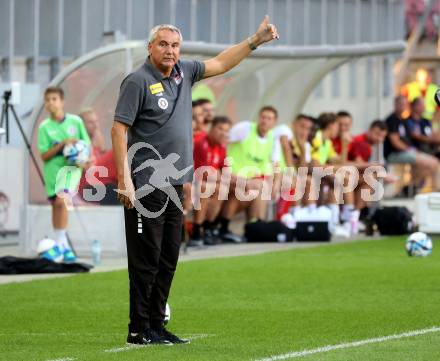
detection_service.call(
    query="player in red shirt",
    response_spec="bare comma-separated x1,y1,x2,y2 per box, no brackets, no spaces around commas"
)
185,100,209,222
348,120,388,230
190,116,231,246
192,100,208,144
348,133,371,162
78,108,118,205
332,111,353,160
348,120,388,162
197,98,215,128
80,108,107,157
79,150,119,205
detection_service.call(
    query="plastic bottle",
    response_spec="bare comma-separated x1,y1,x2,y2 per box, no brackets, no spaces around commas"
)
92,239,101,266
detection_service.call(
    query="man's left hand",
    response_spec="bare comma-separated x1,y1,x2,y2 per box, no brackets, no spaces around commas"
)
253,15,279,46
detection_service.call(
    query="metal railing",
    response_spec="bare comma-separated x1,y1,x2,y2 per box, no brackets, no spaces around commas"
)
0,0,405,84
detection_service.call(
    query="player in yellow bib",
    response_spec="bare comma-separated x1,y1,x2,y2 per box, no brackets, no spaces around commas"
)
311,112,356,236
217,106,279,242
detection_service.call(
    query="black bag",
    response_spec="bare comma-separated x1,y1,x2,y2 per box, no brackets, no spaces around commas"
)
295,221,331,242
0,256,93,275
372,206,414,235
244,221,294,243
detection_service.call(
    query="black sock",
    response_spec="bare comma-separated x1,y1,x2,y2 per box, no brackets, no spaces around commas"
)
219,217,230,234
203,220,213,231
212,216,222,227
150,321,163,331
193,223,202,239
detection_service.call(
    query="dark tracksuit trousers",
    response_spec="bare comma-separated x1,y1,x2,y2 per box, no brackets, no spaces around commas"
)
124,185,184,333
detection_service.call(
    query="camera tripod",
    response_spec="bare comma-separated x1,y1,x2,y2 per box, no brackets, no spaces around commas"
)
0,90,45,185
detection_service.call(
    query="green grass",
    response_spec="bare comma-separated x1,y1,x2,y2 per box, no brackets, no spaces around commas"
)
1,237,440,361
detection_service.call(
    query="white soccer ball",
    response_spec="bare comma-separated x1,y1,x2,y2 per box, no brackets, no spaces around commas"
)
63,140,90,167
36,238,63,262
37,238,56,254
406,232,433,257
164,303,171,325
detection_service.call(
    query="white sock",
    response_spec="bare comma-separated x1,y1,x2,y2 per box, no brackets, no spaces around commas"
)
307,203,317,211
329,204,340,226
351,209,360,222
341,204,354,222
289,206,301,215
54,229,69,251
350,210,361,234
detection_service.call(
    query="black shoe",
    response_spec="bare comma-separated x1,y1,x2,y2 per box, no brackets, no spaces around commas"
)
203,229,221,246
126,329,172,345
220,231,243,243
187,238,204,247
155,327,190,344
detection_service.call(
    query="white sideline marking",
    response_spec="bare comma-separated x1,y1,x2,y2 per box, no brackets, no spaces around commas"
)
255,326,440,361
104,344,145,353
44,334,215,359
186,333,215,340
104,333,215,353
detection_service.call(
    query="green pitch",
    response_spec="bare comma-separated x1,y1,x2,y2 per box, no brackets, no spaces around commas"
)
1,237,439,361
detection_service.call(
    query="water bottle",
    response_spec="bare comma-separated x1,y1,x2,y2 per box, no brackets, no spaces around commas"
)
91,239,101,266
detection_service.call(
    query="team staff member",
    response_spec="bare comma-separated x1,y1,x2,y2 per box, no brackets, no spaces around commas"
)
112,19,279,345
406,97,440,155
385,96,438,191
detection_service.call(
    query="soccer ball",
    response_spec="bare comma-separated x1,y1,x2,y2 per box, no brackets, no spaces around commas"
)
63,140,90,167
164,303,171,325
406,232,433,257
37,238,63,262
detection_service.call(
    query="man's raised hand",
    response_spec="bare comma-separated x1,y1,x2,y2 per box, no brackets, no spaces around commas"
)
254,15,279,45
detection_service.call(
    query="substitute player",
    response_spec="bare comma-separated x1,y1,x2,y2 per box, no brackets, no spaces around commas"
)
218,106,279,242
112,17,279,345
191,115,231,246
37,87,91,262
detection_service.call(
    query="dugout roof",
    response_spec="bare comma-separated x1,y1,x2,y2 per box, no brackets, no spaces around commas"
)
27,40,405,204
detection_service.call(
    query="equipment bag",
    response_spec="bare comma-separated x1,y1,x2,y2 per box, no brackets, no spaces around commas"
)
244,220,294,243
295,221,331,242
294,206,332,242
0,256,93,274
372,206,414,235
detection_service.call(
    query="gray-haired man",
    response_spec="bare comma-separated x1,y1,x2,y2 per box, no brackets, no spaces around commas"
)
111,17,279,345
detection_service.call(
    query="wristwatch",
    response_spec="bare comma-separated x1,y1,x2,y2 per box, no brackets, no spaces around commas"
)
247,37,257,51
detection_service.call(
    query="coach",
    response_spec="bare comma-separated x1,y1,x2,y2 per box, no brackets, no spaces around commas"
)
111,17,279,345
